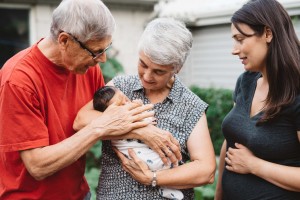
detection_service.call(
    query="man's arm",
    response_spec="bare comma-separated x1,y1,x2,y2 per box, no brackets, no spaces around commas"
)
73,100,181,164
20,102,153,180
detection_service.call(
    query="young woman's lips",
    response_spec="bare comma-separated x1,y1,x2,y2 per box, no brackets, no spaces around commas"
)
241,57,247,65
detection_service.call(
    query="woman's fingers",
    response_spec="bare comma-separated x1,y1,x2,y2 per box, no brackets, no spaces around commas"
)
163,131,182,161
113,147,128,164
128,149,149,171
150,134,181,166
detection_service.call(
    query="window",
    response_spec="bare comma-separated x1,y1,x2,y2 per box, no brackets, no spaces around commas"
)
0,8,29,68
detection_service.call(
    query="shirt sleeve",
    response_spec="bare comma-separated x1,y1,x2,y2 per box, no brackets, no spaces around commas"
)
0,82,48,152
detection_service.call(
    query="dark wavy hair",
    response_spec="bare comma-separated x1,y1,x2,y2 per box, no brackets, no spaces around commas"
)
93,86,117,112
231,0,300,123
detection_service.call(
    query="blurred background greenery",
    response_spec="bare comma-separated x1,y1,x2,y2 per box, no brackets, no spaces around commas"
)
85,58,234,200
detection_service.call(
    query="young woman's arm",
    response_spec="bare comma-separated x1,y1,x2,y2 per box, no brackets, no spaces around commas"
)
225,131,300,192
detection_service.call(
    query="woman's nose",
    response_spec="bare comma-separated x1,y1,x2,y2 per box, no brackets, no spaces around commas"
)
231,45,240,55
143,70,153,80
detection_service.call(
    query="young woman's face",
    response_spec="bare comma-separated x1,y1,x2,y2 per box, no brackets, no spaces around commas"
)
231,23,271,72
138,51,175,91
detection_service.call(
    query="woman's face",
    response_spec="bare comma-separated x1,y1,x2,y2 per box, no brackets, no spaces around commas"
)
138,51,175,91
231,23,271,72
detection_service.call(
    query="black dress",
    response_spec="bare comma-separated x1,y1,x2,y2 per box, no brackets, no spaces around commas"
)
222,71,300,200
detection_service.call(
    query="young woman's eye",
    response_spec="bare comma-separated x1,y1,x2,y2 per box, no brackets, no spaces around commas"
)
236,37,243,42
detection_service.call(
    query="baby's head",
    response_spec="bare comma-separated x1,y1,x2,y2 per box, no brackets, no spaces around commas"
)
93,86,129,112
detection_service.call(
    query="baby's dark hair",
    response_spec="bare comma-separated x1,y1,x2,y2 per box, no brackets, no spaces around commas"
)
93,86,117,112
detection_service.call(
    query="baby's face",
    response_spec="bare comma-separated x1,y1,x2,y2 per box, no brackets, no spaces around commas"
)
109,89,130,106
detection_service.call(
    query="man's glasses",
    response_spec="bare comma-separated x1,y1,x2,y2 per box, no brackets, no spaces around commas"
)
63,31,112,60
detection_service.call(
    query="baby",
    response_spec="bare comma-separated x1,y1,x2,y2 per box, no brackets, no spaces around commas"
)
93,86,184,200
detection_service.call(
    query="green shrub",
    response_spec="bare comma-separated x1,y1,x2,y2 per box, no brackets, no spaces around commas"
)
100,57,124,83
85,141,102,200
190,86,233,155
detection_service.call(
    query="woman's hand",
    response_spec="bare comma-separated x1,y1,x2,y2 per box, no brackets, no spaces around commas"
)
131,125,182,166
114,148,153,185
225,143,258,174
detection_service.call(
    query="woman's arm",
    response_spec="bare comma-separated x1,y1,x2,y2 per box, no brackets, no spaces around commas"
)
214,140,227,200
225,131,300,192
116,113,217,189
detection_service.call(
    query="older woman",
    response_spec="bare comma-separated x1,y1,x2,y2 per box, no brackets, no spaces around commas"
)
74,18,216,199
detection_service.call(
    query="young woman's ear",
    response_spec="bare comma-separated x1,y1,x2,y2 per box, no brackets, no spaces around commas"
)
265,26,273,43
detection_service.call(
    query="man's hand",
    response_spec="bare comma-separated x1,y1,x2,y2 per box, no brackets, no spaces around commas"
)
132,125,182,166
90,101,154,137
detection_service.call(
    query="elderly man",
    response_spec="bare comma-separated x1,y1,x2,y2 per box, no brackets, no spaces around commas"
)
0,0,180,199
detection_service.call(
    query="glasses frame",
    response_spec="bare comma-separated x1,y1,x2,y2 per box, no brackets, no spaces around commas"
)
62,31,112,60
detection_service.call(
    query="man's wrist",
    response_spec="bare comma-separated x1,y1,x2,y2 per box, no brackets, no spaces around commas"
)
130,128,144,140
87,122,105,139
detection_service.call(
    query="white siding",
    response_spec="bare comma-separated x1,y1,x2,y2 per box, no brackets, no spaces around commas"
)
108,8,152,75
293,16,300,35
180,18,300,90
179,24,243,90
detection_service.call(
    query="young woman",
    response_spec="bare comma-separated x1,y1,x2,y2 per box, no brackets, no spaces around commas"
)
215,0,300,199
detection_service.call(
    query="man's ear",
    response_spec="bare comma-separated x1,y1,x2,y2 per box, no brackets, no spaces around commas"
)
57,32,70,50
265,26,273,43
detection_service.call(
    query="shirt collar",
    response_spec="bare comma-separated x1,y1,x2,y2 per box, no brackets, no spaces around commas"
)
132,74,183,103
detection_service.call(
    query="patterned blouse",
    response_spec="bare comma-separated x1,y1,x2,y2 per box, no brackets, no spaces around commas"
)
96,75,208,200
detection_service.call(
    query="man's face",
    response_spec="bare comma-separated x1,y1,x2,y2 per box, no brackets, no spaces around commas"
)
60,33,112,74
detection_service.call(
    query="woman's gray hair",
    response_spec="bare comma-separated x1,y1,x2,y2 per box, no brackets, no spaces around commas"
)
138,18,192,71
50,0,115,42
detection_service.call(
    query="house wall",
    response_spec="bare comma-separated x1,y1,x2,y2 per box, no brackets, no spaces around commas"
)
179,24,243,89
179,18,300,90
104,8,152,75
2,1,300,89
